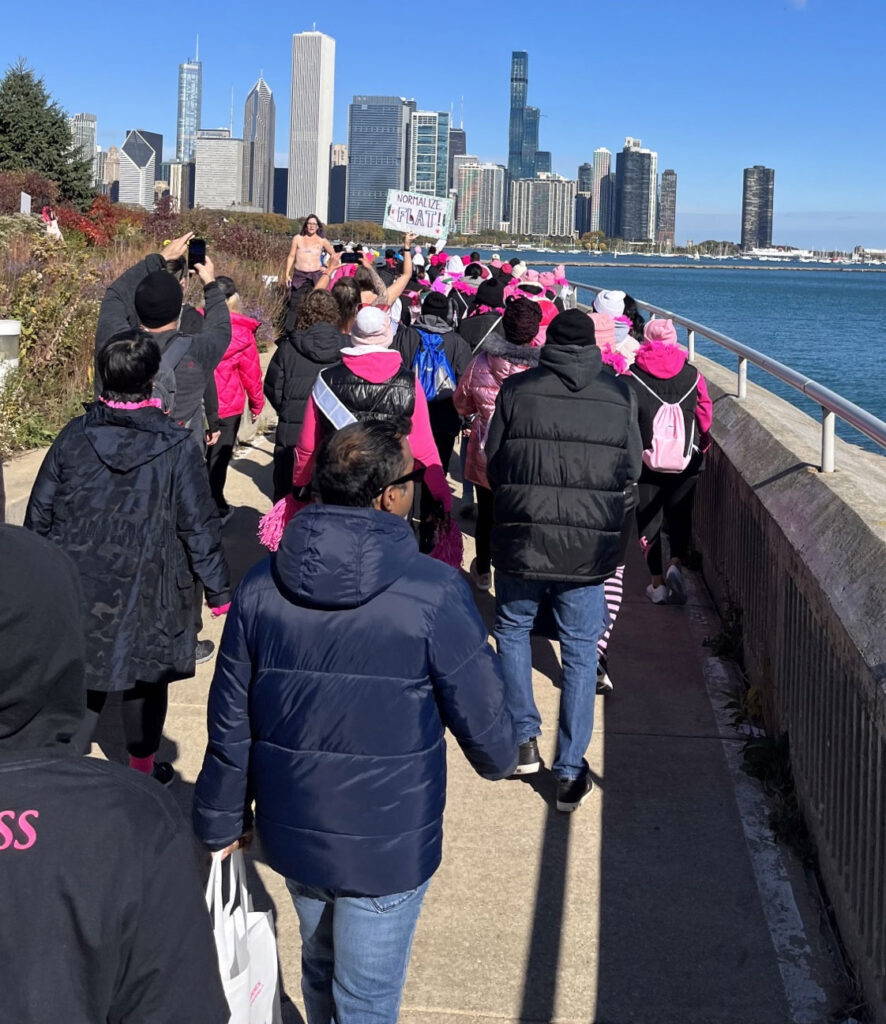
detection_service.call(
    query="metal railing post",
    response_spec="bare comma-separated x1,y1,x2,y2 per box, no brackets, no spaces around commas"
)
821,409,836,472
687,329,696,363
737,356,748,399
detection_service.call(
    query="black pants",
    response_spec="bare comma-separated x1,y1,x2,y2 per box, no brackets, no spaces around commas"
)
418,431,458,552
206,414,242,513
72,683,169,759
636,457,701,576
475,485,494,574
273,444,296,503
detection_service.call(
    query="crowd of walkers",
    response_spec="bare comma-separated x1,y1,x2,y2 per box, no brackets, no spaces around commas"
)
1,220,712,1023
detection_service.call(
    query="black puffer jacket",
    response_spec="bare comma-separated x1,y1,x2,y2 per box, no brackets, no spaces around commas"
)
318,361,415,436
486,343,643,582
264,322,348,448
25,403,230,690
458,310,504,353
393,316,472,435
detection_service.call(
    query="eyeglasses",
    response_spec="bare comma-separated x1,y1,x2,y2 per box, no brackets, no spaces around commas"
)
375,465,425,497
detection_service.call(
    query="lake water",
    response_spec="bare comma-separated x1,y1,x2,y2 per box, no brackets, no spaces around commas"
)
458,250,886,454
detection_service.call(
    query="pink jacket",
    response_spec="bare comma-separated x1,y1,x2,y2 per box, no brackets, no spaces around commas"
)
209,311,265,419
293,348,450,511
453,336,541,489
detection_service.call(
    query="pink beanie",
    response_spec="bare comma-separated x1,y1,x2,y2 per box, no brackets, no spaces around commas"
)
588,312,616,350
350,306,393,348
643,318,678,345
524,268,540,283
538,271,556,289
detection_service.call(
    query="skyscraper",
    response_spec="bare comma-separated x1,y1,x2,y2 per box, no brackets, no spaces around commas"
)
408,111,450,198
273,168,288,216
615,137,657,242
104,145,120,201
601,171,617,237
243,76,275,213
456,161,505,235
521,106,539,180
195,129,244,210
657,169,677,247
288,31,335,221
69,113,98,183
507,51,528,186
328,144,347,223
741,165,774,250
448,126,466,190
577,162,593,193
346,96,414,224
176,49,202,163
574,193,592,236
509,174,576,238
590,148,611,233
534,150,551,175
118,130,162,210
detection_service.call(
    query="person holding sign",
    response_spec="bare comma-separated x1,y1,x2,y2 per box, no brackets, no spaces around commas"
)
286,214,337,291
352,232,416,311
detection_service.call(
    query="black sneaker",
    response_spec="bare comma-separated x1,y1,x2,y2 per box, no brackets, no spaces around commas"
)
556,775,593,812
151,761,176,787
512,738,541,776
195,639,216,664
596,655,614,695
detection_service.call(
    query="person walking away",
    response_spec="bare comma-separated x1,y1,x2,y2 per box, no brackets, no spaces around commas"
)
204,275,264,520
194,421,517,1024
0,525,229,1024
486,310,642,811
264,289,351,502
453,297,543,590
626,318,712,604
25,336,231,785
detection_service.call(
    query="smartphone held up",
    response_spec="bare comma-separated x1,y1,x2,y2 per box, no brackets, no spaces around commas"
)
187,238,207,270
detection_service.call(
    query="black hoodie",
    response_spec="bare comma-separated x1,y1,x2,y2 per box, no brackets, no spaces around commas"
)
0,525,228,1024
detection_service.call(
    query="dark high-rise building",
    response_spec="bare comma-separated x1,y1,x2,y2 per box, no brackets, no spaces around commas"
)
615,137,657,242
600,171,617,237
273,167,288,216
657,169,677,247
507,51,528,185
577,162,593,193
575,192,592,236
741,165,774,250
534,150,551,175
328,144,347,223
346,96,415,224
448,126,466,190
521,106,539,179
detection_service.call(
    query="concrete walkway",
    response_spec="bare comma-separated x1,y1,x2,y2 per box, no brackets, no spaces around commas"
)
81,431,846,1023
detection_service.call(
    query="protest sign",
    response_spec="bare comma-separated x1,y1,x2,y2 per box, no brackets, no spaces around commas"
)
383,190,452,239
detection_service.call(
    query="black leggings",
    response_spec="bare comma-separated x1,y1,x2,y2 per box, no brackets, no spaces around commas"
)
475,486,494,574
72,684,169,759
636,460,701,577
206,414,242,513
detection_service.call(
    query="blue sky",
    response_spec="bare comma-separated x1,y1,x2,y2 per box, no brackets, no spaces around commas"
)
3,0,885,248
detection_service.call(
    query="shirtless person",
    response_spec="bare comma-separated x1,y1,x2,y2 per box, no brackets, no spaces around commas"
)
286,214,337,290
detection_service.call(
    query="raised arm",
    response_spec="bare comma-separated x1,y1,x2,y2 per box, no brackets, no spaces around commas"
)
383,233,416,304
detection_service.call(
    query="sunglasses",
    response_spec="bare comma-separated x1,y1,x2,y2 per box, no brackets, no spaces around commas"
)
375,465,425,497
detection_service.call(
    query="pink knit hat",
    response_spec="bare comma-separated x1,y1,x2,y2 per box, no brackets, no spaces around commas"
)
643,318,678,345
350,306,393,348
538,271,556,290
588,312,616,349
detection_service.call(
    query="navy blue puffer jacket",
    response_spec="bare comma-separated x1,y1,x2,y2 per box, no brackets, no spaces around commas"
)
193,504,516,896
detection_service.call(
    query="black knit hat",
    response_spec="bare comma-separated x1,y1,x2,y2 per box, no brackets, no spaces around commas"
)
134,270,183,328
547,309,596,347
422,291,450,319
474,278,505,309
502,296,544,345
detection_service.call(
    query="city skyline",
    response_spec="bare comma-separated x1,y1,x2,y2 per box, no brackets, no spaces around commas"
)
4,1,885,247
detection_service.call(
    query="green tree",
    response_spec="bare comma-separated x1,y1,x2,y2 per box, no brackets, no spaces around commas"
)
0,60,93,208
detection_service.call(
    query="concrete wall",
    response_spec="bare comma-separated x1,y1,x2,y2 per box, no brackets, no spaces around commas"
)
694,353,886,1021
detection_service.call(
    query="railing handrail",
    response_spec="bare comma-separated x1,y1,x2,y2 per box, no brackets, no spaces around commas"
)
568,279,886,468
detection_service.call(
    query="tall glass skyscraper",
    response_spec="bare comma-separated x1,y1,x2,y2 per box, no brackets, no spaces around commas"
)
288,31,335,221
615,137,657,242
577,162,593,194
176,51,202,163
507,51,528,185
657,169,677,247
448,126,466,190
346,96,415,224
408,111,450,198
741,165,774,250
243,76,275,213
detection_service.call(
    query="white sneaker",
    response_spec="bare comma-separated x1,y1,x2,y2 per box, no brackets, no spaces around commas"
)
469,559,492,592
666,565,687,605
646,583,668,604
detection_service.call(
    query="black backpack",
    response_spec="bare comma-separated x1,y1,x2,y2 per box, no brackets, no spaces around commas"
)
152,334,206,428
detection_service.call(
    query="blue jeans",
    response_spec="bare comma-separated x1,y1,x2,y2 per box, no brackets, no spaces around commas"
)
285,878,430,1024
493,572,608,780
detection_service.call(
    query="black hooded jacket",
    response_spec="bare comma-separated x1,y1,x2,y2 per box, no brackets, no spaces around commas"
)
25,402,230,690
264,321,348,448
486,342,643,582
0,525,228,1024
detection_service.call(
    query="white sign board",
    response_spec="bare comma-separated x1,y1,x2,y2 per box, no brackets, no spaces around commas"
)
19,191,31,215
383,190,453,239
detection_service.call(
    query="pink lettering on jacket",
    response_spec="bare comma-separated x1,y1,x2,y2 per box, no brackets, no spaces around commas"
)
0,810,39,850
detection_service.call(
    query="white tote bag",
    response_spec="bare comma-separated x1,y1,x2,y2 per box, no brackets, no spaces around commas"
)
206,852,283,1024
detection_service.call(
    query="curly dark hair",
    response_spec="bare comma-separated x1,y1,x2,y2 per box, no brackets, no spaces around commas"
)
295,290,341,331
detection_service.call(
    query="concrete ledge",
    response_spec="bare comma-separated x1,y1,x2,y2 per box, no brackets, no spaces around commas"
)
694,352,886,1020
2,447,48,525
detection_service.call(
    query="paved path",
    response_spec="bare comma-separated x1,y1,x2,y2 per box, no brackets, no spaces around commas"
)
91,431,846,1024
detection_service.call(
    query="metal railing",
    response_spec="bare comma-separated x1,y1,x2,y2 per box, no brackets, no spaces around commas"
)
569,280,886,472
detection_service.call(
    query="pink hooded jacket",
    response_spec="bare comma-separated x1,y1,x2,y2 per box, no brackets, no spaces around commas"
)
205,310,265,420
453,336,541,489
631,339,714,441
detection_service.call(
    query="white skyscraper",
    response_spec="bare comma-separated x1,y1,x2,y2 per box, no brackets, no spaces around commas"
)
407,110,450,198
69,113,100,186
590,147,611,233
456,160,505,235
194,130,244,210
509,174,576,238
288,31,335,221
